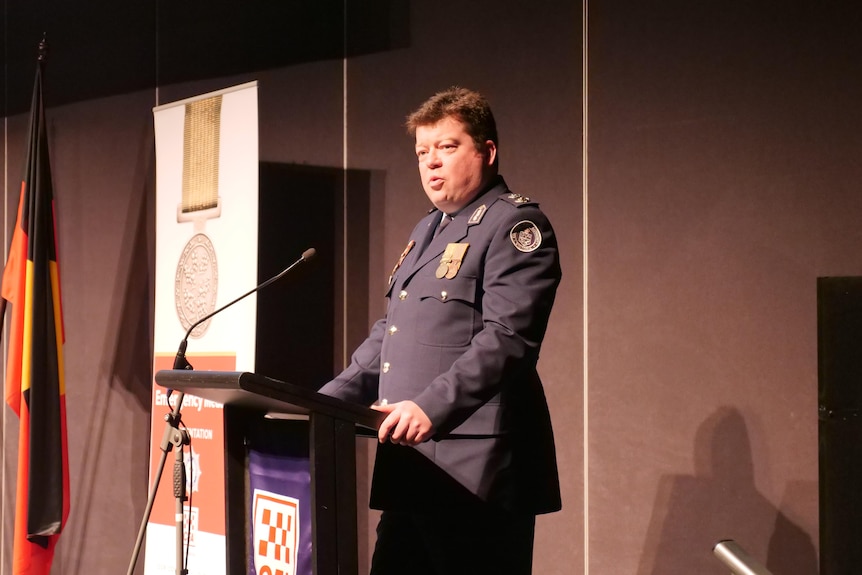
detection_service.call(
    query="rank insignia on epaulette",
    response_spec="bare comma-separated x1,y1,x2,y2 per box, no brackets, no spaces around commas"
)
510,221,542,252
468,204,487,225
507,192,531,204
435,243,469,279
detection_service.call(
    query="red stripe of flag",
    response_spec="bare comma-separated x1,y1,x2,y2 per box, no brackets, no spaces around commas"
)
1,55,70,575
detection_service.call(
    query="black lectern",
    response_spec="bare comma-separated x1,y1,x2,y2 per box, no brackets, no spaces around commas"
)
155,369,383,575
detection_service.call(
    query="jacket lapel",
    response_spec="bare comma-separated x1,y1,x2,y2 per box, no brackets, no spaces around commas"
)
409,215,468,276
400,180,506,286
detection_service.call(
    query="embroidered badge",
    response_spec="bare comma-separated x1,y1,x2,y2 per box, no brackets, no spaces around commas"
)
388,240,415,286
435,243,470,279
510,221,542,252
468,204,488,225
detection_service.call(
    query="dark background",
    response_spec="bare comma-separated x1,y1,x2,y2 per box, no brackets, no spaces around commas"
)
1,1,408,114
4,0,861,573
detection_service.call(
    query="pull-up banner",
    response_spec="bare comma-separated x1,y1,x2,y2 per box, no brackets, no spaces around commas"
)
146,81,259,575
246,420,313,575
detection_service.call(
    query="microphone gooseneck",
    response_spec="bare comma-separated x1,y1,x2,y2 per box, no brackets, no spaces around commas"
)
170,247,317,374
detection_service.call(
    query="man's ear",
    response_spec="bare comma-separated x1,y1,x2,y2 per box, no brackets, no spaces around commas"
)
484,140,497,166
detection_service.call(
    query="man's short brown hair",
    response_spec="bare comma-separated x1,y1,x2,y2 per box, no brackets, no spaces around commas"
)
406,87,498,151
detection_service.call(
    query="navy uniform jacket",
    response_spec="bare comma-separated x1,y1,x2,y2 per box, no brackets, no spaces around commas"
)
319,176,562,515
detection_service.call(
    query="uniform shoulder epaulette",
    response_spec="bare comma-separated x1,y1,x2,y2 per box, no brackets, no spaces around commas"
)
499,191,537,207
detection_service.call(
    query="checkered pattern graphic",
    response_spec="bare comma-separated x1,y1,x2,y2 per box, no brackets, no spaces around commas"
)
253,489,299,575
182,506,198,547
258,508,293,561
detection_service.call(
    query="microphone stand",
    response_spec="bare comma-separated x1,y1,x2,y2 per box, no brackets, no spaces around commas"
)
126,390,191,575
126,248,316,575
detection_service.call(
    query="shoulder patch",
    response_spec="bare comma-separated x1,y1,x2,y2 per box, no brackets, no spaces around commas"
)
510,220,542,252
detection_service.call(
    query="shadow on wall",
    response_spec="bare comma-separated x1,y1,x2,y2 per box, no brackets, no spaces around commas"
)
61,126,156,575
637,407,818,574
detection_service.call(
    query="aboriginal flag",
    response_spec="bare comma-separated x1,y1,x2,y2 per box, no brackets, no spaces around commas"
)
1,56,70,574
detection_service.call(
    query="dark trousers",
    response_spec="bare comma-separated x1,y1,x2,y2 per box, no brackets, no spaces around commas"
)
369,508,536,575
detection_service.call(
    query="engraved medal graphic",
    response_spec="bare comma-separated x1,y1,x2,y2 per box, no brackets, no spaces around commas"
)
175,233,218,338
174,95,223,337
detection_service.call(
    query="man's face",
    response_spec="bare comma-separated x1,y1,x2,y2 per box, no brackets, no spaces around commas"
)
414,116,497,214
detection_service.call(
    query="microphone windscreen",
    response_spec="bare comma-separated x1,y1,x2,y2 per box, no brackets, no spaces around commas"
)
302,247,317,261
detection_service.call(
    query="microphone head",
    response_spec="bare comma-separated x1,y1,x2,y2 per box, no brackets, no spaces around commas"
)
301,247,317,261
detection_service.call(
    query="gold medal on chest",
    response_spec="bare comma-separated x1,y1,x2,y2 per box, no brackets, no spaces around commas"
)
436,243,469,280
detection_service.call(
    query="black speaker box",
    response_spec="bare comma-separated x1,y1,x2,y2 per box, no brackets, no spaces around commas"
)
818,276,862,574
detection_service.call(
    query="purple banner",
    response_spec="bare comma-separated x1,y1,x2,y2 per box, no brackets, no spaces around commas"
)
248,444,312,575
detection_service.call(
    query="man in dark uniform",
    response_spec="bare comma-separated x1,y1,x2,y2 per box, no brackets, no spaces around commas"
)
319,87,562,575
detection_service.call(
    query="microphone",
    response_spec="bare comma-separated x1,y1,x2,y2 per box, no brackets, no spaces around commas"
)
171,247,317,372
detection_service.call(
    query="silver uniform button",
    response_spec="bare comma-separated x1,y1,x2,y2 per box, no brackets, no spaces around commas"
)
388,325,398,335
441,291,448,301
382,362,390,373
399,290,408,300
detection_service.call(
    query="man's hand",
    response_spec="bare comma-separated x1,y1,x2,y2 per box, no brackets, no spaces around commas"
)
371,400,433,445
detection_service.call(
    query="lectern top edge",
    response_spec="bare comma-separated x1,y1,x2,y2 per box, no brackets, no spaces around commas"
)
154,369,385,431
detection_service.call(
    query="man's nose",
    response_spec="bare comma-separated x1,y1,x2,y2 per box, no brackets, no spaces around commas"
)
425,149,442,167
